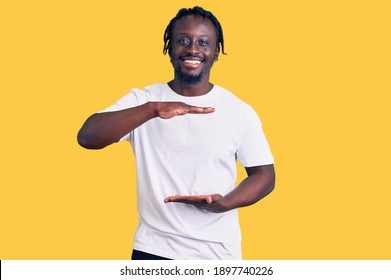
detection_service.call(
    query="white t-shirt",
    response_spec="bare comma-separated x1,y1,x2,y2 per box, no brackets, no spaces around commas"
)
100,83,274,259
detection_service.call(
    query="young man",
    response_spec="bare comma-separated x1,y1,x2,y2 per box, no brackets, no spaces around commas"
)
78,6,275,260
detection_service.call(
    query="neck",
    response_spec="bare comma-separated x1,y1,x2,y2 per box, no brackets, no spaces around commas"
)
168,78,213,97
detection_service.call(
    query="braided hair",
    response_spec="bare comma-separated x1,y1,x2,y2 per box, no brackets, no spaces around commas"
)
163,6,226,56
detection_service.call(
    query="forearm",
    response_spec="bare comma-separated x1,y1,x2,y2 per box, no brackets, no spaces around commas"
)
222,164,275,211
77,102,156,149
77,101,214,149
163,165,275,213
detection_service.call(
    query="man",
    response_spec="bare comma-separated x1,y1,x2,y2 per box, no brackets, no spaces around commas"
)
77,6,275,260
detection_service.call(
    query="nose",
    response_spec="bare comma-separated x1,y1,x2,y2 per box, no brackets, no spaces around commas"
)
187,41,200,54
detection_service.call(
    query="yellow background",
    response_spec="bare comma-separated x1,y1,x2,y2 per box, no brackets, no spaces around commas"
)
1,0,390,259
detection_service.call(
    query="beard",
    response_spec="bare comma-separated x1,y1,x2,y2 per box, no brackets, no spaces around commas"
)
174,67,205,85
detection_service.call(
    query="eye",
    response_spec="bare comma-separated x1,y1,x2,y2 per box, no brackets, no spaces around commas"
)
198,39,209,46
177,37,190,45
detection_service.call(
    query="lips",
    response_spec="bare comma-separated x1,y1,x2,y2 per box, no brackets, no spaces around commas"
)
180,56,205,65
183,59,201,65
180,58,204,69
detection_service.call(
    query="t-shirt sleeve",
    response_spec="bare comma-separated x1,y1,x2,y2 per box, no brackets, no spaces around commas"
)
98,88,149,142
99,88,148,113
237,106,274,167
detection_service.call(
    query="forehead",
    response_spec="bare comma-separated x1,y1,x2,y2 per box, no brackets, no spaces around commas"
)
172,15,217,38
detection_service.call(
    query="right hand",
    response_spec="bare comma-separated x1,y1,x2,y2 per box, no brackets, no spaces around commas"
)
153,102,215,119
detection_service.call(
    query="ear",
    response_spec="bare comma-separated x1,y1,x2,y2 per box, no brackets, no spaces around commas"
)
214,46,220,61
168,47,173,62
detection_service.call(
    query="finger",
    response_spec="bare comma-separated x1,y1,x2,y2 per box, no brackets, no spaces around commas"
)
164,194,195,203
164,195,205,204
165,197,194,203
164,195,180,203
187,106,215,114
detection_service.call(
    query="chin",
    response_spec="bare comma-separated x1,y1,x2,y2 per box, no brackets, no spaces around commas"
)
175,69,204,85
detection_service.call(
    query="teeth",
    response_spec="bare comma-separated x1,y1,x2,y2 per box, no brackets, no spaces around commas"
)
184,60,201,64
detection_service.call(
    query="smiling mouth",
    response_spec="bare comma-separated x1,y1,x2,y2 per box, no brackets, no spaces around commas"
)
180,56,205,66
183,59,202,65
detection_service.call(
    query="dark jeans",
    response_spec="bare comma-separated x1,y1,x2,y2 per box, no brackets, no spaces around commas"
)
131,250,172,260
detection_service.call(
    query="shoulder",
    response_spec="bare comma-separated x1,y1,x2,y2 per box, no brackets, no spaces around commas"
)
213,85,252,111
142,83,173,101
122,83,167,103
99,83,167,112
213,85,263,125
143,83,165,94
131,83,166,98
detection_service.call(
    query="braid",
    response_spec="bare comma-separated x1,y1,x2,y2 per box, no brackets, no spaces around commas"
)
163,6,226,55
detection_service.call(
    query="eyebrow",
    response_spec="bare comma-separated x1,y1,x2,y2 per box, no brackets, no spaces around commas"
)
175,33,211,37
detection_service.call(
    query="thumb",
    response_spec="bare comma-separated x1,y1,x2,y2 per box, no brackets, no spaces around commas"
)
205,195,213,204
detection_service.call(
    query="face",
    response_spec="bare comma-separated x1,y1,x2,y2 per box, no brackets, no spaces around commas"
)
169,15,220,85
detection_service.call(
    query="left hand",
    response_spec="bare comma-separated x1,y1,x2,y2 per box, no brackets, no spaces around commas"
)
164,194,227,213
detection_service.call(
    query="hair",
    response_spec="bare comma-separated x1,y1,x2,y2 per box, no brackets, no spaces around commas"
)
163,6,226,56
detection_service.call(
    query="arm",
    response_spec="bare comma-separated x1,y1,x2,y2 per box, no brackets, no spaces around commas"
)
164,164,275,213
223,164,275,210
77,102,215,149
